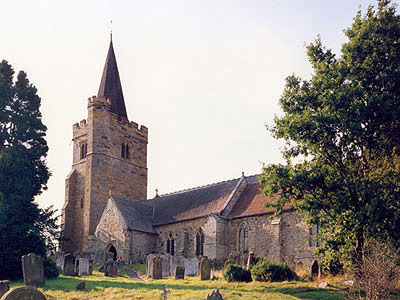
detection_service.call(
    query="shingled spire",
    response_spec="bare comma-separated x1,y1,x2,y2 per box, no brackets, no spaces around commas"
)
98,36,128,119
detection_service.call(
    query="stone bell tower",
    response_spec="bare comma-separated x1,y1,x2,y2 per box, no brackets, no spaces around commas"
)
61,37,148,253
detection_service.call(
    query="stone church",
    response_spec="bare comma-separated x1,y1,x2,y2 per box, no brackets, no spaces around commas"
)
61,38,320,274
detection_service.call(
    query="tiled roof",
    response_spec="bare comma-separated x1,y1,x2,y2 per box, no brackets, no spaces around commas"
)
111,197,156,234
228,182,279,218
146,178,240,225
97,37,128,118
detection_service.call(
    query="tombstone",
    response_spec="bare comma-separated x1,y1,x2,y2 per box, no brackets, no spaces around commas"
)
206,289,223,300
0,281,9,299
78,258,89,276
152,255,163,279
76,281,85,291
89,261,94,275
105,252,114,262
200,257,211,280
287,254,295,270
175,266,185,279
55,251,64,273
0,286,46,300
169,255,184,277
104,259,114,277
162,255,171,277
63,254,75,276
22,253,45,287
185,257,199,276
146,254,154,277
74,259,80,276
246,252,256,270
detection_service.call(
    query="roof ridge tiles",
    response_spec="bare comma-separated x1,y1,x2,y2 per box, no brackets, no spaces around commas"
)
157,177,240,198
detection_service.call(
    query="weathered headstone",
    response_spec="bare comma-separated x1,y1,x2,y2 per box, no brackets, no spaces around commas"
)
22,253,45,287
246,252,256,270
0,281,9,298
74,259,80,276
146,254,154,277
175,266,185,279
63,254,75,276
185,257,199,276
55,251,64,273
162,254,171,277
206,289,223,300
104,259,114,277
76,281,85,291
0,286,46,300
200,257,211,280
169,255,184,277
152,255,163,279
78,258,89,276
89,261,94,275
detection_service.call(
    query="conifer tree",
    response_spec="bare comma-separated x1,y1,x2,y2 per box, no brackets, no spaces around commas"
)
0,60,53,280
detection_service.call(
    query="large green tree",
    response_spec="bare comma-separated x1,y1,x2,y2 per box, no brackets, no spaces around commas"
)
260,0,400,272
0,60,54,279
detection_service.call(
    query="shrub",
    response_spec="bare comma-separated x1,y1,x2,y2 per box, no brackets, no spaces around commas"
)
251,259,298,282
43,257,59,279
223,264,252,282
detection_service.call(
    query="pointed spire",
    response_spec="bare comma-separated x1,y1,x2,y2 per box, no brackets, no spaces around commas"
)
98,37,128,119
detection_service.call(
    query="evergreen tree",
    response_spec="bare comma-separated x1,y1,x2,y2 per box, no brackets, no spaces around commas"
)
260,0,400,273
0,60,53,280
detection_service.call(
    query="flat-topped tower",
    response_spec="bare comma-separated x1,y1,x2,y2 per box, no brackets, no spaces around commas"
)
61,37,148,253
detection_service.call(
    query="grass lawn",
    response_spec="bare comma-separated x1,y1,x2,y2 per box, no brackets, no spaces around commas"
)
9,266,346,300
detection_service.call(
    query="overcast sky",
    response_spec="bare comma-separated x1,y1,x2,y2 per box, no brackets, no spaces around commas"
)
1,0,396,215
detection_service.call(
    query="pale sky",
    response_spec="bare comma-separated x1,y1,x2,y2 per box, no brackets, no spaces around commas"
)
1,0,396,216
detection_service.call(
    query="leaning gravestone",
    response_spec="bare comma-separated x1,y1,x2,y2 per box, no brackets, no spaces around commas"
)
89,261,94,275
0,281,9,298
78,258,89,276
200,258,211,280
22,253,45,287
175,266,185,279
63,254,75,276
152,255,163,279
55,251,64,273
0,286,46,300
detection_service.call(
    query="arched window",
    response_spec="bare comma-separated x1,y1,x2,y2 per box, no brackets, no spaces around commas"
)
167,233,175,255
125,144,130,159
80,142,87,159
195,229,204,256
84,143,87,157
121,143,125,158
238,224,249,253
309,224,322,247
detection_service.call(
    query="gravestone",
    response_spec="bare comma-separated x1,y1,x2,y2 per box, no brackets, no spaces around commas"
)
162,254,171,277
175,266,185,279
160,284,170,300
104,259,114,277
55,251,64,273
287,254,295,270
146,254,154,277
78,258,89,276
200,258,211,280
185,257,199,276
206,289,223,300
152,255,163,279
0,281,9,298
22,253,45,287
169,255,184,277
74,259,80,275
76,281,85,291
63,254,75,276
246,252,256,270
0,286,46,300
89,261,94,275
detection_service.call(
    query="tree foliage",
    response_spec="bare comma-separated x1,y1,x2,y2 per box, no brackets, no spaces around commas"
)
260,0,400,271
0,60,57,280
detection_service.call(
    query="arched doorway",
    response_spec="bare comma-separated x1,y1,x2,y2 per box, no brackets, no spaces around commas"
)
108,244,117,261
311,260,319,277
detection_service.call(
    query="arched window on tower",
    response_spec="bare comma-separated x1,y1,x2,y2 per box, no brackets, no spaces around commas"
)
238,224,249,253
195,228,204,256
121,143,125,158
80,142,87,159
125,144,130,159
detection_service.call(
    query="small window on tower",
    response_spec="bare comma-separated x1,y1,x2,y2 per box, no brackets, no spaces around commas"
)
125,144,130,159
121,143,125,158
80,142,88,159
80,198,84,209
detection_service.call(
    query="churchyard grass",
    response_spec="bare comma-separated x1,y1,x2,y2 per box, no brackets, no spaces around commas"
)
8,267,347,300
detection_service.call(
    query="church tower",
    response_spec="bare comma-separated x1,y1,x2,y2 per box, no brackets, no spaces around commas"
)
61,37,148,253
